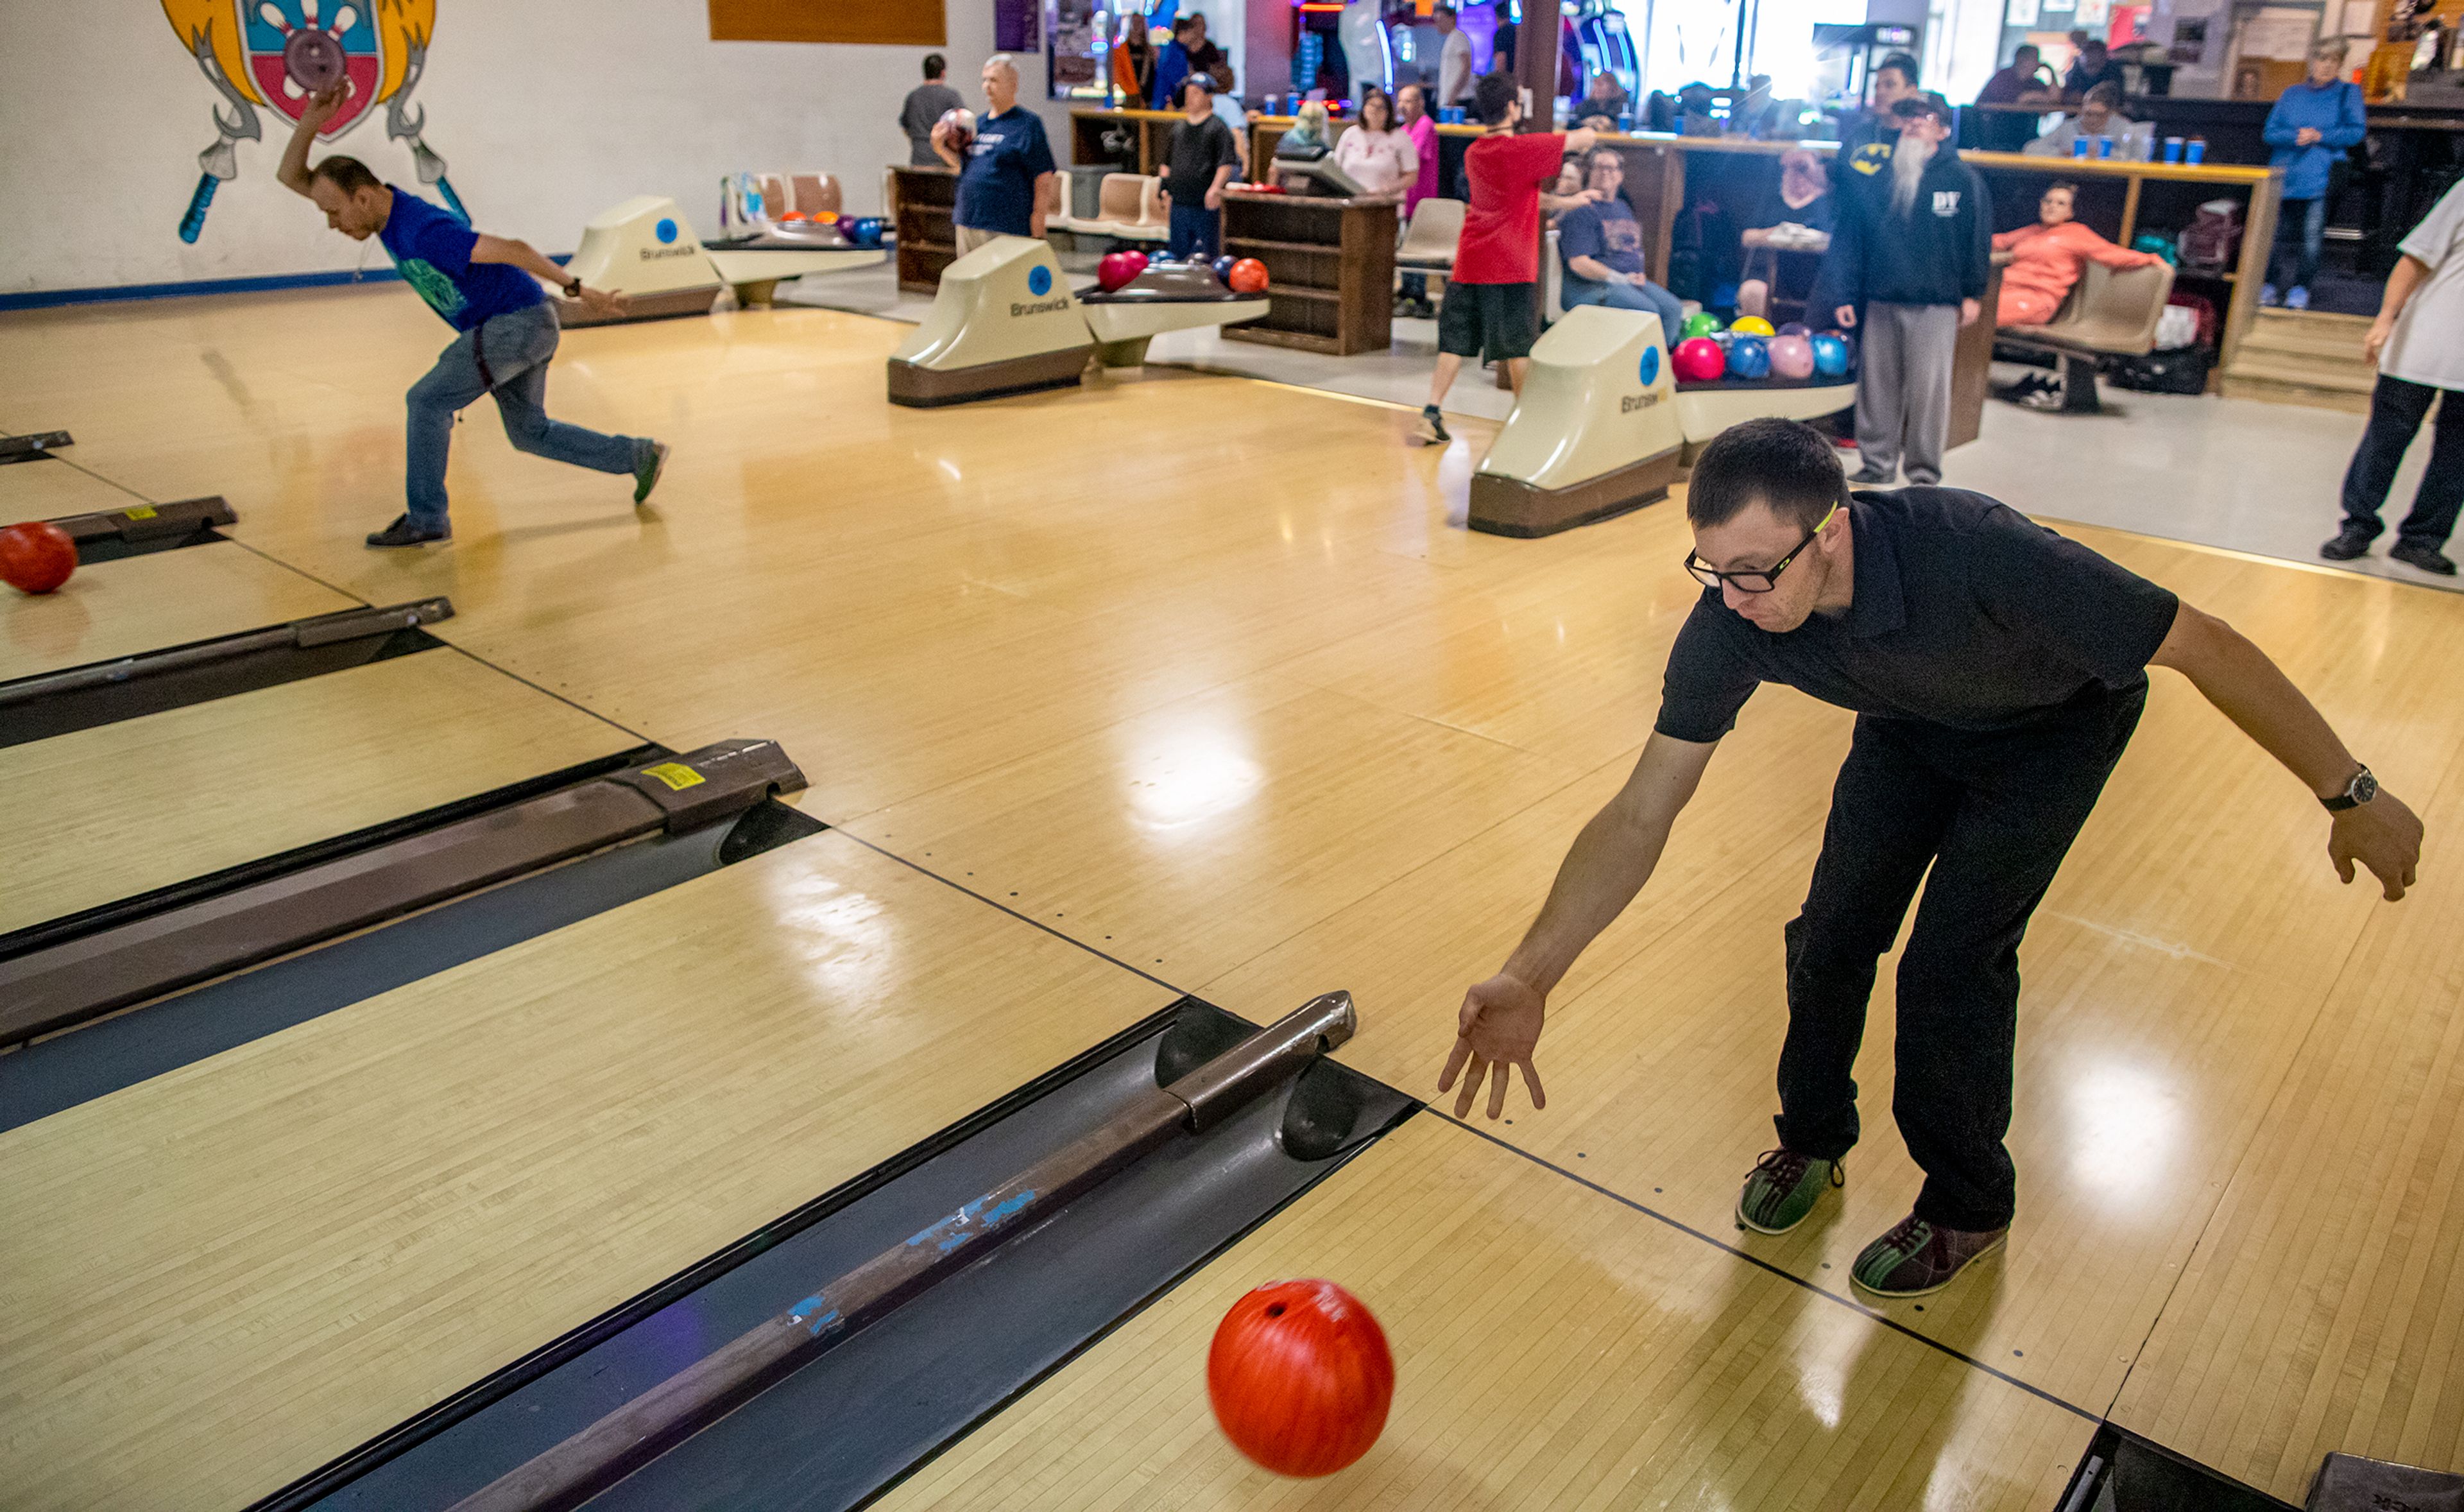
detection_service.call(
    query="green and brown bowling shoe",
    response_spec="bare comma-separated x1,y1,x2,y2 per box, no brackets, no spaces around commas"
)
1850,1213,2008,1298
1736,1147,1844,1235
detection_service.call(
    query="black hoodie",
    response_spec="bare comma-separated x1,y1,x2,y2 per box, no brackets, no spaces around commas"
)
1819,146,1990,310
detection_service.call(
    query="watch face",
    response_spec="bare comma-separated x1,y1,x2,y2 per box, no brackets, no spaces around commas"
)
2353,771,2379,804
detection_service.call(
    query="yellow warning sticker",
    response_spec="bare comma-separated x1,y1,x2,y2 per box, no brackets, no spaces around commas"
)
124,506,158,519
640,762,706,792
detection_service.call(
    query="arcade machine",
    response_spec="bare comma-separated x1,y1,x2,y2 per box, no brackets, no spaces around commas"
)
1809,22,1919,126
1339,0,1396,99
1572,1,1641,109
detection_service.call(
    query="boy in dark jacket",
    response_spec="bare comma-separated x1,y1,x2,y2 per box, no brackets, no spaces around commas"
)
1822,96,1989,486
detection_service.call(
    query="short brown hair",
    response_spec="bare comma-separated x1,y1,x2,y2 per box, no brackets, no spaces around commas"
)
1686,418,1847,533
309,155,382,194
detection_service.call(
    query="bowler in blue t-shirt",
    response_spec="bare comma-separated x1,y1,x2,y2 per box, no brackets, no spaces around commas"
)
934,55,1057,248
277,83,667,547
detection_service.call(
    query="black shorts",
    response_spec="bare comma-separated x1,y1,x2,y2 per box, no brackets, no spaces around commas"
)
1437,281,1538,362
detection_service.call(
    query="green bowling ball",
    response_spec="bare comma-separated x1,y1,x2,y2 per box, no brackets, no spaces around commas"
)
1681,311,1725,341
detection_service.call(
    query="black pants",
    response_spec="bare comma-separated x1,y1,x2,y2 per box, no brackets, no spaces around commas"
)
2339,374,2464,551
1775,685,2145,1232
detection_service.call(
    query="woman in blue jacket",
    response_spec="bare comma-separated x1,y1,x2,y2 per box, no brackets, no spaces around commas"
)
2261,37,2366,309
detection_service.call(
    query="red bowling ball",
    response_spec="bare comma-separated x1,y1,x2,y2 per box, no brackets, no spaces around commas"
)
0,519,76,595
1207,1278,1393,1478
1226,257,1270,295
1672,336,1727,382
1095,250,1149,292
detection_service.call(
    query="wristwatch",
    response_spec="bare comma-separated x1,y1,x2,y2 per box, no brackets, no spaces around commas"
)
563,275,583,299
2322,764,2377,812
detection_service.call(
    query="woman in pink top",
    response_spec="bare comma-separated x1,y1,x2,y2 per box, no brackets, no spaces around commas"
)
1992,180,2164,327
1396,82,1443,316
1332,87,1421,199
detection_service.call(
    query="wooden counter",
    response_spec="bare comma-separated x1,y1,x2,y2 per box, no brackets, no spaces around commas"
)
888,166,958,293
1219,191,1396,356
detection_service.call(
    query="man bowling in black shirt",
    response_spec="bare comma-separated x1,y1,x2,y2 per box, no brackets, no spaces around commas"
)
1439,418,2425,1297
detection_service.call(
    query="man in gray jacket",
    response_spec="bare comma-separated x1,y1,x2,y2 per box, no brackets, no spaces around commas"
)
1822,95,1990,486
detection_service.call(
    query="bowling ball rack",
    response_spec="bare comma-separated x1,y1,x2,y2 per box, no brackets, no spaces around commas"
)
244,995,1414,1512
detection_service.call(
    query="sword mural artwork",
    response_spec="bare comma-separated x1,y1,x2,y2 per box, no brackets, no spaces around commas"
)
160,0,461,243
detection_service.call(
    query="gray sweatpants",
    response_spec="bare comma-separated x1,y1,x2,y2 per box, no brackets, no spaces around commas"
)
1854,301,1961,486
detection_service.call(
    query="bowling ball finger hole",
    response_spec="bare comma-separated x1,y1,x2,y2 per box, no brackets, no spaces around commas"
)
1265,1304,1286,1317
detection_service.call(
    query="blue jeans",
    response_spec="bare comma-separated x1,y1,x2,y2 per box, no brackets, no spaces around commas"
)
2267,196,2327,292
1561,275,1688,349
1167,202,1220,261
406,300,644,531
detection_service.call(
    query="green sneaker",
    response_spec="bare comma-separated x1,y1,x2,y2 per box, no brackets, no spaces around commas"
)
1850,1214,2007,1298
633,440,669,505
1736,1147,1843,1235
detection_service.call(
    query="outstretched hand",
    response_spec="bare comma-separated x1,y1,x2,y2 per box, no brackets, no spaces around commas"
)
2331,790,2424,901
1439,973,1548,1119
574,285,631,319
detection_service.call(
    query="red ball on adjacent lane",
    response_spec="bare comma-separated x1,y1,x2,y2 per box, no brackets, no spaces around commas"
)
0,520,76,595
1226,257,1270,295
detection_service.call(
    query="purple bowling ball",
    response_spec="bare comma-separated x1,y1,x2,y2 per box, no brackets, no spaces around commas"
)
1776,321,1811,337
1767,334,1815,379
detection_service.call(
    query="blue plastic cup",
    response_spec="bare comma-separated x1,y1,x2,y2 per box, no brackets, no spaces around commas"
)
2164,135,2184,163
2096,134,2114,159
2072,135,2090,159
2186,137,2206,164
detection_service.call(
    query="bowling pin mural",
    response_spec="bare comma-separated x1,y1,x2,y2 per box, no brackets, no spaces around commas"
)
160,0,461,242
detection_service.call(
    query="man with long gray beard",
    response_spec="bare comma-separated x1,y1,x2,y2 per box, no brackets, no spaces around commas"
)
1823,95,1988,486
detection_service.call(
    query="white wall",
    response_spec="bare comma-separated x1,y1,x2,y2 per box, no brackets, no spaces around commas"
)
0,2,1072,296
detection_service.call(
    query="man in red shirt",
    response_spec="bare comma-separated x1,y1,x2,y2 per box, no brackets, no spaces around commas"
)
1418,73,1597,445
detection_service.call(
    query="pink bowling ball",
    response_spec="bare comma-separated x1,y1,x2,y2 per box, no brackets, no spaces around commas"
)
1672,336,1727,382
1767,334,1815,380
1095,250,1149,292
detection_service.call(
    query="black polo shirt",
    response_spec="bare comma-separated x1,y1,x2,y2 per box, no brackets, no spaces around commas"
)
1656,488,2180,743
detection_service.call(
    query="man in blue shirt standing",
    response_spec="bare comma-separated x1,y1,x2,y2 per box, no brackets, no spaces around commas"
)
2261,38,2366,309
1556,148,1686,343
277,86,666,548
934,55,1058,257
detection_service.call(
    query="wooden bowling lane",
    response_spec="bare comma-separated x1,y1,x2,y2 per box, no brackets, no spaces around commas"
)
0,831,1178,1512
0,648,631,936
879,1115,2094,1511
2111,737,2464,1500
0,538,356,682
0,454,144,526
1199,529,2464,1418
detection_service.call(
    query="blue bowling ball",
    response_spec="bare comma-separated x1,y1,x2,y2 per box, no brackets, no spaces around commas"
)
1212,254,1236,282
849,217,884,248
1725,335,1771,380
1810,332,1849,378
1149,251,1176,265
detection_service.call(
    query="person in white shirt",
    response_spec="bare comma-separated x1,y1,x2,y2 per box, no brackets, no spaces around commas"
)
1435,5,1475,111
2323,178,2464,575
2023,82,2153,160
1331,87,1421,199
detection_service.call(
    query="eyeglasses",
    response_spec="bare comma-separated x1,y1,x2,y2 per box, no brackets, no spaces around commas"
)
1684,503,1838,594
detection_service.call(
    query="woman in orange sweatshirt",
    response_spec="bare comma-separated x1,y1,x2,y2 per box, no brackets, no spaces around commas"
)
1992,182,2166,326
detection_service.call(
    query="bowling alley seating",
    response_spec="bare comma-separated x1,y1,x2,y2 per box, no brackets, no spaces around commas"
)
1052,173,1167,243
1997,259,2177,415
788,174,842,218
1395,198,1464,300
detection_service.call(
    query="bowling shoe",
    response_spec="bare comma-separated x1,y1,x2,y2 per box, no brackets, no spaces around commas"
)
1849,1213,2008,1298
634,440,671,506
1736,1147,1842,1235
366,514,450,547
2391,542,2458,576
2320,524,2376,562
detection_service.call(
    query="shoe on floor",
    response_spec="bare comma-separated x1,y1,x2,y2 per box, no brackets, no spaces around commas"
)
2391,541,2458,576
633,440,670,506
2259,283,2280,307
365,513,449,548
1846,468,1892,485
1850,1213,2008,1298
2286,286,2311,311
1414,404,1450,445
1736,1147,1844,1235
2320,525,2377,562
